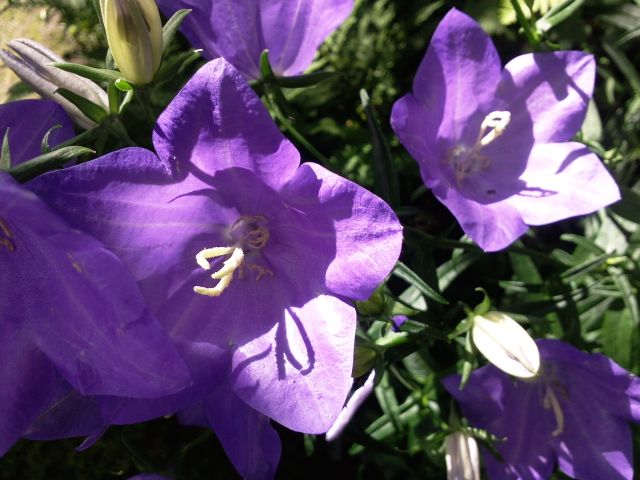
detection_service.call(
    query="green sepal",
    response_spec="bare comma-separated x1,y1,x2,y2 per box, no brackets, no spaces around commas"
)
162,9,192,53
1,128,11,171
473,287,492,316
114,78,134,92
50,62,121,83
55,88,108,124
8,146,95,182
40,124,62,154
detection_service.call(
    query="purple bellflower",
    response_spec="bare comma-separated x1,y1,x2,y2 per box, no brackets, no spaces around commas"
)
0,100,191,456
391,8,620,251
156,0,354,80
29,59,402,478
443,339,640,480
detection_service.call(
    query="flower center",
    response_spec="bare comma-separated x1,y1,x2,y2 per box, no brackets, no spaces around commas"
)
193,215,272,298
446,111,511,183
0,217,15,252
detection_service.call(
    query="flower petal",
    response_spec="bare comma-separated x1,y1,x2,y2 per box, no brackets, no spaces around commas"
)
281,162,403,300
259,0,354,76
0,333,56,456
157,0,353,79
411,8,502,148
153,59,299,189
432,182,528,252
0,100,74,165
7,173,191,398
231,293,356,433
201,392,281,480
507,142,620,225
493,51,595,145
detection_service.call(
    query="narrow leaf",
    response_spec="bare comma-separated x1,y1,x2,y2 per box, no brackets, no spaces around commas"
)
1,128,11,170
50,62,121,83
393,261,448,305
9,146,94,182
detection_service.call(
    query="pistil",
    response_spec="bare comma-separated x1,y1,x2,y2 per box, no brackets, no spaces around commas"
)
194,247,244,297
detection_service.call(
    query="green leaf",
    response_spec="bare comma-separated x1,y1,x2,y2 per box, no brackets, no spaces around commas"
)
603,41,640,93
50,62,121,83
55,88,108,124
8,146,94,182
536,0,585,33
601,309,639,369
374,372,403,434
360,88,400,207
276,71,341,88
560,252,612,283
393,261,448,305
162,9,192,53
1,128,11,171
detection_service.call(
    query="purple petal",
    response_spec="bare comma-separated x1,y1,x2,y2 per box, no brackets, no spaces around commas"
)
431,182,528,252
507,142,620,225
281,162,403,300
0,99,74,165
411,8,502,149
555,397,633,480
27,147,226,307
259,0,354,76
202,389,281,480
153,59,299,190
232,293,356,433
390,93,441,188
0,334,56,455
156,0,353,79
5,173,190,398
493,51,594,144
325,369,376,441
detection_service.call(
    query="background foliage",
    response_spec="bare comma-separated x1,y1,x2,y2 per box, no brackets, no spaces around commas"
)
1,0,639,478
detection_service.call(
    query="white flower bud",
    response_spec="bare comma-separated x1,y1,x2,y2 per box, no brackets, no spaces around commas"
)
471,311,540,378
445,432,480,480
100,0,163,85
0,39,109,129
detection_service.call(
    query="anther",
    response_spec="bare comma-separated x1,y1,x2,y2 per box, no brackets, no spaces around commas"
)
477,111,511,147
193,247,244,297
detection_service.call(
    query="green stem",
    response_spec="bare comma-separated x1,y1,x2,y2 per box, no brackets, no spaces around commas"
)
510,0,541,49
136,86,157,126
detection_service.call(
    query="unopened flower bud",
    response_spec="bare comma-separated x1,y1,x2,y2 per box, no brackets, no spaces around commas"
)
326,370,376,442
100,0,163,84
445,432,480,480
471,311,540,378
0,39,109,129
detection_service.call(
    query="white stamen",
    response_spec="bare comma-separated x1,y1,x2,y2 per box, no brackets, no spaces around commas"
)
477,111,511,147
543,385,565,436
193,247,244,297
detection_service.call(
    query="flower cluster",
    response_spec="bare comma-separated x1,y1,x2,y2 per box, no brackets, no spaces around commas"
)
0,2,634,480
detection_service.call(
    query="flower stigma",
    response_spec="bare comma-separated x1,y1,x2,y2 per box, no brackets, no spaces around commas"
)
446,110,512,183
0,217,15,252
193,215,272,297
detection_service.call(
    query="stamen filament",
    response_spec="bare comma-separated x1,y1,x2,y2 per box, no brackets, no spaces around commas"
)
543,386,565,436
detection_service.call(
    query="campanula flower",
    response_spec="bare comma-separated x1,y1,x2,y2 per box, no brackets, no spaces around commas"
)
0,99,190,456
391,8,620,251
155,0,354,79
444,339,640,480
30,58,402,478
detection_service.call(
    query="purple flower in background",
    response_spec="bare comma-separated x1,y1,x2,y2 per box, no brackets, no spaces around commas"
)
156,0,354,79
443,339,640,480
30,59,402,477
391,8,620,251
0,99,74,164
0,100,191,457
